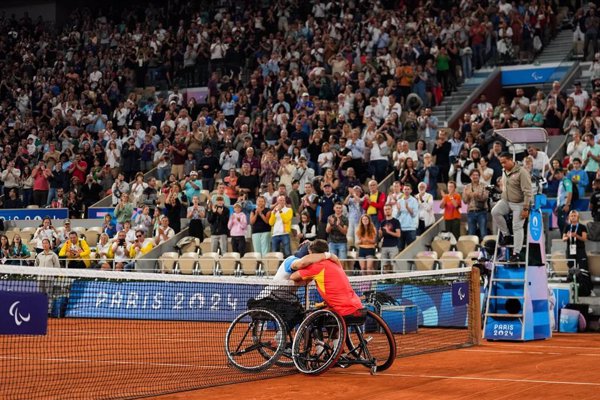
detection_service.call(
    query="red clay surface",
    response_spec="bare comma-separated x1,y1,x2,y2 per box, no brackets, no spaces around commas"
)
3,318,598,400
151,333,600,400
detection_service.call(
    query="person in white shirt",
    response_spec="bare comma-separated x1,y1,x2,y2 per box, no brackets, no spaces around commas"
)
567,131,587,161
527,146,550,178
219,143,239,179
569,81,590,110
415,182,435,234
110,230,131,271
363,97,385,125
510,88,530,121
154,216,175,245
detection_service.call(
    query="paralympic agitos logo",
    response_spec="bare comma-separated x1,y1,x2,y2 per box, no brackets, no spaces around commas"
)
9,301,31,326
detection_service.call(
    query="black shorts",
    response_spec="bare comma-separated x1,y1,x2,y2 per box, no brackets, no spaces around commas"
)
358,248,376,258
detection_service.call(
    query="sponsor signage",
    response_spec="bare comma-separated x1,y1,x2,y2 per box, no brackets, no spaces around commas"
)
451,282,469,307
0,291,48,335
66,280,265,321
500,66,570,86
0,209,68,221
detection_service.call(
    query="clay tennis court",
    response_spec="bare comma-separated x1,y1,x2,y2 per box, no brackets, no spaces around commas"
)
1,318,473,399
2,318,598,399
152,333,600,400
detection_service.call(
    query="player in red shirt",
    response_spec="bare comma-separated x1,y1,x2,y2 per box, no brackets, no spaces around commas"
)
290,239,363,317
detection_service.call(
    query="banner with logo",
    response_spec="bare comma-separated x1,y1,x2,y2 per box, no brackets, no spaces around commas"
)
0,209,68,221
66,280,265,322
0,291,48,335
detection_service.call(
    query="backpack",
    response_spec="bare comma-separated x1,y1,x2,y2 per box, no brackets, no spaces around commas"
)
587,221,600,241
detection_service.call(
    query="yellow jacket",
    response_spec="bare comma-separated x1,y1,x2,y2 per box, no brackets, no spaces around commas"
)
269,207,293,234
59,238,92,267
128,240,154,259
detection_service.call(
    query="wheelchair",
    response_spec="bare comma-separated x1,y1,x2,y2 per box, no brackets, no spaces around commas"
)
225,303,396,375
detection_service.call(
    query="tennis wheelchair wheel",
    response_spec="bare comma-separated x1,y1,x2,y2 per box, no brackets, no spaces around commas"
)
292,309,346,375
225,308,287,372
273,327,296,367
345,310,396,372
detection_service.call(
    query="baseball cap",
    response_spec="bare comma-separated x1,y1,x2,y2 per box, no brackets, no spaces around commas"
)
190,171,198,176
302,92,309,97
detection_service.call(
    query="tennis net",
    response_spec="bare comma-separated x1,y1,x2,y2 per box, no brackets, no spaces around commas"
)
0,265,480,399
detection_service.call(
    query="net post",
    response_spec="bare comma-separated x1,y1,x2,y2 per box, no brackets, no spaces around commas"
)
468,267,481,345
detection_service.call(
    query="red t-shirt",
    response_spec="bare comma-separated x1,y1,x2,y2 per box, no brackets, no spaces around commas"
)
70,161,87,183
298,259,363,316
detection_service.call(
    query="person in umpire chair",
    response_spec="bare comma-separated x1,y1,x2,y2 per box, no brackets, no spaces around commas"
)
491,152,532,263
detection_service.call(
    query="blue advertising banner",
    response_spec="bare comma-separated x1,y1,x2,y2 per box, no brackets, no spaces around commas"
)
0,208,68,221
66,280,266,321
484,317,522,339
0,291,48,335
501,66,570,86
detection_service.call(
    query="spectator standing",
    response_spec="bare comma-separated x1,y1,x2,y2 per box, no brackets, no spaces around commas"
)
555,168,574,234
379,204,401,272
208,196,230,253
362,180,386,229
356,214,377,275
114,193,134,231
198,146,219,192
154,216,175,246
32,162,51,208
228,203,248,256
250,196,272,255
34,239,60,268
582,133,600,189
396,184,419,250
1,161,20,198
269,195,293,257
165,184,183,234
317,183,340,239
326,202,348,261
187,196,206,241
462,170,489,240
440,181,462,241
563,210,589,273
416,182,436,234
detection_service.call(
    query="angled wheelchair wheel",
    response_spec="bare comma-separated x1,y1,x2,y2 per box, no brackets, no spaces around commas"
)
292,309,346,375
345,310,396,372
225,308,287,372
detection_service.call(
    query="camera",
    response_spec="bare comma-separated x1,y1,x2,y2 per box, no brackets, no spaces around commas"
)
118,239,125,246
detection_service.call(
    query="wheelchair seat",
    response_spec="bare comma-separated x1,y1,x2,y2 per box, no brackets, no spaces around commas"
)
343,308,367,326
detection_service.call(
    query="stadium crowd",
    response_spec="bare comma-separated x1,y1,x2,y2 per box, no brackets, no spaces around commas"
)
0,0,590,273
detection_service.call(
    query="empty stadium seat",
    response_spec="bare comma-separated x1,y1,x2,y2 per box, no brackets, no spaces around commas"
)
439,251,464,269
464,251,482,269
550,251,569,278
158,252,179,274
178,252,199,275
219,252,241,275
72,227,86,237
199,252,219,275
588,253,600,282
456,235,479,255
261,252,284,276
415,251,437,271
482,235,497,246
431,238,452,258
84,230,100,247
240,252,261,276
199,238,212,254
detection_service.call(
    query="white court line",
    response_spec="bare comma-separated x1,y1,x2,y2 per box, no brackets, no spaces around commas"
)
337,371,600,387
489,343,600,351
0,355,228,369
461,349,562,355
